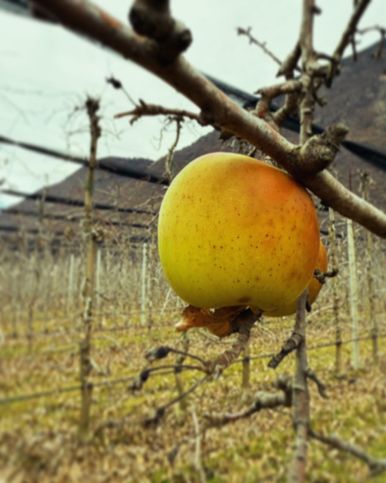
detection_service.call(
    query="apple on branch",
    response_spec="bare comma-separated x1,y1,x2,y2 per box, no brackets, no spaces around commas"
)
158,152,323,335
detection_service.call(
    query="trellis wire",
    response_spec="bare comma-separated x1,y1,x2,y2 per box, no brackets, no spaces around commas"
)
1,332,385,407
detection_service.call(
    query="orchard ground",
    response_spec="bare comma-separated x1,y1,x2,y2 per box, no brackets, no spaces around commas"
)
1,308,385,483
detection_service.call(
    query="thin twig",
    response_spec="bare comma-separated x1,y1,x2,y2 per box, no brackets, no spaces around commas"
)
115,100,203,125
164,117,182,181
237,27,282,66
204,376,293,429
310,429,386,477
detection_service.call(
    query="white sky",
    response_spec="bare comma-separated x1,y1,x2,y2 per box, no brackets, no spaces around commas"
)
0,0,384,208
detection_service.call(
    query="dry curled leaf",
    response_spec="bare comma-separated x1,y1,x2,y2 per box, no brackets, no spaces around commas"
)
175,305,245,338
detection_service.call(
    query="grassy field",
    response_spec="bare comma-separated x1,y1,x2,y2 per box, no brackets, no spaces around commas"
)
1,310,385,483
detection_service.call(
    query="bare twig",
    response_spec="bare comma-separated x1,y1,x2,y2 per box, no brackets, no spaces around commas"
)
115,100,203,125
333,0,372,63
106,76,136,105
305,369,327,398
268,329,303,369
79,97,101,439
145,345,207,366
143,375,209,427
237,27,282,66
204,375,293,429
326,0,372,84
129,364,205,391
164,117,182,181
313,268,339,284
310,429,386,477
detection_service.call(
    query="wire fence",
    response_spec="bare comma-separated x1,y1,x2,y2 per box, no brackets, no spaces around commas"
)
1,331,385,407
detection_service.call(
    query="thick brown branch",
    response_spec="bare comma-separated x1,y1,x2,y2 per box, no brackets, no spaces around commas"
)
32,0,386,238
297,124,349,174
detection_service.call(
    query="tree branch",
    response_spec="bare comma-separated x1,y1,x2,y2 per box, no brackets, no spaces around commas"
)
32,0,386,238
237,26,282,66
310,429,386,477
205,310,258,377
204,376,293,428
326,0,372,84
267,328,303,370
115,100,203,125
277,42,301,78
333,0,372,63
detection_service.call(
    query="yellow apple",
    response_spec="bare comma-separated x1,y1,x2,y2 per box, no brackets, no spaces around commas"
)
265,240,328,317
158,152,320,313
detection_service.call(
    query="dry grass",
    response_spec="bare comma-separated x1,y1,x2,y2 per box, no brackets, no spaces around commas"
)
1,309,385,483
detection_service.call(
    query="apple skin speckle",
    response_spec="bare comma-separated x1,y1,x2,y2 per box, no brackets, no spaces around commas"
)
158,152,320,313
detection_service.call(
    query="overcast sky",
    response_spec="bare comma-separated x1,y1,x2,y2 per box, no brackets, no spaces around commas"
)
0,0,385,208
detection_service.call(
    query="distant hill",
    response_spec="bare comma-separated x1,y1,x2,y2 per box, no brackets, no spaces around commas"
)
1,40,385,240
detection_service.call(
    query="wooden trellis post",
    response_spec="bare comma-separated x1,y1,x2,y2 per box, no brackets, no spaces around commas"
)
79,98,100,438
346,218,360,369
140,241,148,325
95,245,102,327
328,208,342,374
360,173,378,364
67,253,75,316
